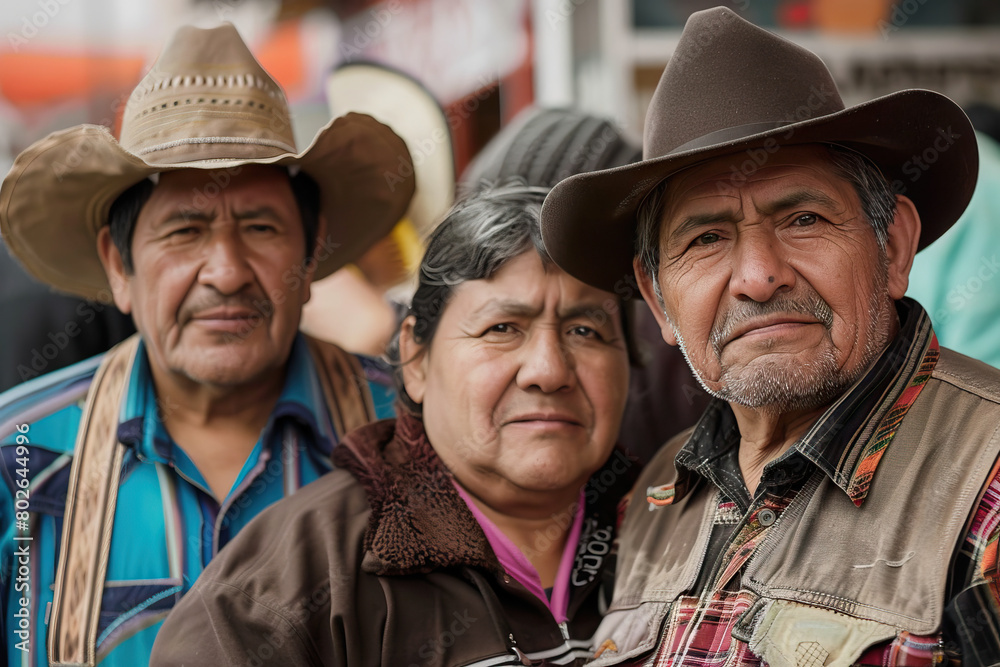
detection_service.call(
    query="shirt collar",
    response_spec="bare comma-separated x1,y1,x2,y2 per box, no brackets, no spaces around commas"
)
116,334,337,463
647,298,939,509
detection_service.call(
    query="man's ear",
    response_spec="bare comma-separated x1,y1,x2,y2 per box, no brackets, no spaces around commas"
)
885,195,921,300
96,226,132,314
634,258,678,346
398,315,428,404
302,214,329,304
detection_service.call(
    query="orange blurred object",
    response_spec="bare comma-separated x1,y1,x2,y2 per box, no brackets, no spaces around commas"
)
255,20,306,98
0,52,144,109
813,0,894,31
0,20,307,111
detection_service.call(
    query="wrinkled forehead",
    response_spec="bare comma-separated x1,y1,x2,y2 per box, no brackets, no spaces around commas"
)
444,250,623,325
473,250,617,302
134,164,301,225
659,144,852,222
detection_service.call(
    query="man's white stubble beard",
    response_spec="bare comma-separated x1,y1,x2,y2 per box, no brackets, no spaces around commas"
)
667,261,894,416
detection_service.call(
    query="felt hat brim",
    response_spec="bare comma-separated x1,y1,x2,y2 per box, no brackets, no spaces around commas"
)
541,89,978,294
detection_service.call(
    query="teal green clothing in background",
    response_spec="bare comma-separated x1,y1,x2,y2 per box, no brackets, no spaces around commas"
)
0,334,395,667
907,132,1000,368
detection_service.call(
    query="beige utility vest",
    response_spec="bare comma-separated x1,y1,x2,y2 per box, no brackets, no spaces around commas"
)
591,349,1000,667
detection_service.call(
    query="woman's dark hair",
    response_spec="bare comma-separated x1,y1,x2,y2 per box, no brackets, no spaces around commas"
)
107,168,321,273
388,182,635,412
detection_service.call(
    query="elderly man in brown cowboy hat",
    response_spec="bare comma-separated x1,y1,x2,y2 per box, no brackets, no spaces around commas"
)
541,7,1000,666
0,23,412,667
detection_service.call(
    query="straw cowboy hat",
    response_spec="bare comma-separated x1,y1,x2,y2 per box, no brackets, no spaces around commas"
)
0,23,415,300
325,61,454,291
540,6,979,293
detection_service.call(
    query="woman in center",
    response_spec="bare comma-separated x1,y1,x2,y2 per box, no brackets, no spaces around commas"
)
151,185,637,666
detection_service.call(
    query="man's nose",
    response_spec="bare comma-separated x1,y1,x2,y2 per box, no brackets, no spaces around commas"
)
515,329,576,393
197,230,255,294
728,229,796,302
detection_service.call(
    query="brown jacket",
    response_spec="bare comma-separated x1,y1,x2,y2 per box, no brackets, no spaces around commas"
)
150,413,638,666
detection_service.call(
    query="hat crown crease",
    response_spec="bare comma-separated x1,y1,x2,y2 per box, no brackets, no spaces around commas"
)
644,7,845,160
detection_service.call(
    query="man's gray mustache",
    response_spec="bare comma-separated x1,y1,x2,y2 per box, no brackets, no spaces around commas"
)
710,295,834,356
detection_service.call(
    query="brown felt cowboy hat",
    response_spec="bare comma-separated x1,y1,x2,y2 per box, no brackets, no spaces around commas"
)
0,23,415,301
540,6,979,293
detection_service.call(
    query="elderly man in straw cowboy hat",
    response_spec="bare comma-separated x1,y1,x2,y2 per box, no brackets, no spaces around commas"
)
541,7,1000,666
0,23,412,667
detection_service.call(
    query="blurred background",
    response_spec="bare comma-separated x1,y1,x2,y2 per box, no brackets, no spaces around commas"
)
1,0,998,179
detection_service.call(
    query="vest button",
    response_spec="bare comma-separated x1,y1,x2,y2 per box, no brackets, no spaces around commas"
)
758,508,777,526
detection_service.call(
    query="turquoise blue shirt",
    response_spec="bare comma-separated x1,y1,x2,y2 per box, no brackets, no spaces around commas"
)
907,131,1000,368
0,335,394,666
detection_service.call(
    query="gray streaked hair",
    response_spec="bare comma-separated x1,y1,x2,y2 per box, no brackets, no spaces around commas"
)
407,182,553,344
387,183,551,410
634,143,898,306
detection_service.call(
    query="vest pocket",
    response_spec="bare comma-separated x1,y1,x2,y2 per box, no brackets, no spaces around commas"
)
746,599,899,667
588,601,672,666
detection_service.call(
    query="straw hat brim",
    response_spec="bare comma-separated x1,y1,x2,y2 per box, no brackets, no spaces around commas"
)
540,89,979,294
327,61,454,238
0,111,414,300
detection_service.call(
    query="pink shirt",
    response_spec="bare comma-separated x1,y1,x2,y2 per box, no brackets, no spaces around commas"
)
452,482,585,623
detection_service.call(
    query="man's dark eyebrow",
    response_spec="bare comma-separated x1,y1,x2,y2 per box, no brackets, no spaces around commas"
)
467,299,542,320
158,206,287,227
557,302,614,322
757,189,839,216
233,206,286,223
161,209,213,226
